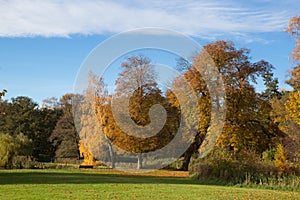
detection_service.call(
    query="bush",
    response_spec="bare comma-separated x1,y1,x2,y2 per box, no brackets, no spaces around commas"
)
190,148,300,190
55,158,81,164
274,144,287,173
12,156,39,169
162,159,183,170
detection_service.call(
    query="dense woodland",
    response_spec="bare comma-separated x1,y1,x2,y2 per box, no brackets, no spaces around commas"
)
0,16,300,185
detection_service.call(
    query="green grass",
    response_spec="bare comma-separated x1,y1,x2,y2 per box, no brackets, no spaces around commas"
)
0,169,299,200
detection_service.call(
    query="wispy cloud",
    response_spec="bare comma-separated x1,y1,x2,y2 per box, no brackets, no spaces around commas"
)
0,0,297,38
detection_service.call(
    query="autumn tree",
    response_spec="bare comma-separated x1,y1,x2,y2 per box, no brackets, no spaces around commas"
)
78,73,110,167
169,62,211,171
286,16,300,62
285,91,300,125
285,16,300,128
104,55,179,170
269,17,300,163
285,33,300,126
270,91,300,161
286,65,300,91
274,143,287,173
0,89,7,99
207,42,280,154
175,41,282,170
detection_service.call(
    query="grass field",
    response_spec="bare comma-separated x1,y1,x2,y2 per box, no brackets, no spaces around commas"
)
0,169,299,200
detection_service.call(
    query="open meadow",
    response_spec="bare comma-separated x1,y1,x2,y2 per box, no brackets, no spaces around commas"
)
0,169,299,200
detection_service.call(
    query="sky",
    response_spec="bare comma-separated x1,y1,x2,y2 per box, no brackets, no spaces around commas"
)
0,0,299,105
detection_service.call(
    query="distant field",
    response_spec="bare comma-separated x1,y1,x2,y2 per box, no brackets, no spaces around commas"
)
0,169,299,200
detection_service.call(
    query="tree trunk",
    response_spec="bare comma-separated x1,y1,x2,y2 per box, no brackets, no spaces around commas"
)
181,141,202,171
181,130,206,171
181,149,193,171
106,136,115,169
137,153,143,170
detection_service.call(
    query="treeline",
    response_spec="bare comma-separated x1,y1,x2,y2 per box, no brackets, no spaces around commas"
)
0,93,80,168
79,40,299,174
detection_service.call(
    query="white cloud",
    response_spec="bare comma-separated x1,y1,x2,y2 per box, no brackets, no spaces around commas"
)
0,0,297,38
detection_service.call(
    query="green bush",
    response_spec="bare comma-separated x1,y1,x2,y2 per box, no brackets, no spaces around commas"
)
163,159,183,170
12,156,40,169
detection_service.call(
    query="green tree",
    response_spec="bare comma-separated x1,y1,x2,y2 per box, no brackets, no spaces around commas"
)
0,133,31,168
49,94,81,159
0,96,59,160
261,70,281,100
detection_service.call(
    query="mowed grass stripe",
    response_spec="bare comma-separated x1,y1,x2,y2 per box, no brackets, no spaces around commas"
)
0,169,299,200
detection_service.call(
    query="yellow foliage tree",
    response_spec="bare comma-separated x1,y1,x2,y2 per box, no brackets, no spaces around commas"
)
105,55,178,169
77,73,109,167
286,91,300,125
78,140,95,166
274,143,287,173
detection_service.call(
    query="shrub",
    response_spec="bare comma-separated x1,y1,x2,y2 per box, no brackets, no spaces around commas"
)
190,147,300,190
190,148,277,184
12,156,39,169
274,143,287,173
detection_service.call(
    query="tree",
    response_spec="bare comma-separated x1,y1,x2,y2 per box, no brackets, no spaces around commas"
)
271,92,300,161
261,70,281,100
78,73,110,167
175,41,281,170
0,95,60,162
0,96,57,160
285,91,300,125
105,55,177,169
114,55,159,170
274,143,287,173
0,89,7,99
42,97,59,109
78,140,95,165
168,65,211,171
49,94,81,159
285,16,300,124
0,133,31,168
34,107,60,161
283,16,300,139
286,65,300,91
0,134,16,168
286,16,300,62
284,64,300,127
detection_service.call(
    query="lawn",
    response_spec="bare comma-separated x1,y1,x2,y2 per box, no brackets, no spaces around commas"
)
0,169,299,200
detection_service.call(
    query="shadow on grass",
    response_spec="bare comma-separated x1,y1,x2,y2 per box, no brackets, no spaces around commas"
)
0,170,197,185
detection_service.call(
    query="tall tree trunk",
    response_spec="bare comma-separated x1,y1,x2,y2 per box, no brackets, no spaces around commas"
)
106,136,115,169
181,139,203,171
181,147,194,171
137,153,143,170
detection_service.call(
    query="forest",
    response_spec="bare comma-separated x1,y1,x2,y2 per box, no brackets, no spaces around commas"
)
0,16,300,188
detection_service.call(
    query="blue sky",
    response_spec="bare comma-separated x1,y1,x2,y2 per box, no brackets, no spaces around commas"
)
0,0,299,104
